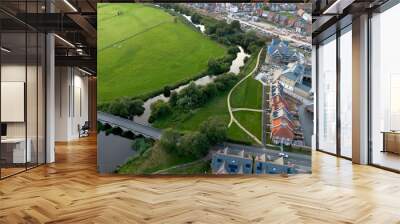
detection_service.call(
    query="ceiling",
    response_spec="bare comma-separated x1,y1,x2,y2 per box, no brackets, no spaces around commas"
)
311,0,390,44
0,0,97,74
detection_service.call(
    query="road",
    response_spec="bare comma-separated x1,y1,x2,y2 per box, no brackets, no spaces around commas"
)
98,112,162,139
228,16,310,46
298,104,313,147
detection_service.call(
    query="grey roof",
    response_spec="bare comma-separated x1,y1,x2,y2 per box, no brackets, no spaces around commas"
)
295,83,311,92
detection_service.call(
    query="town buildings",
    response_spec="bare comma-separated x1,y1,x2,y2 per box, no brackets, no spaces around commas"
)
211,147,296,174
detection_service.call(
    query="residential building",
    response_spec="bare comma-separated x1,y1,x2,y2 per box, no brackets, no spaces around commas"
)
279,62,312,100
267,39,300,64
211,147,296,174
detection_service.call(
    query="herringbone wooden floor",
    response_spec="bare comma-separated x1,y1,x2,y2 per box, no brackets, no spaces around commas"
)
1,136,400,224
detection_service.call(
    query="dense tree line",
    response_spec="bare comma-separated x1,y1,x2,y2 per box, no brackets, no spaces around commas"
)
160,3,267,54
207,24,266,54
176,72,239,110
159,117,227,159
149,72,239,123
99,97,145,119
98,121,144,140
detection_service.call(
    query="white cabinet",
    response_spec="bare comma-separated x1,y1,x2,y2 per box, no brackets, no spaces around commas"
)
1,138,31,163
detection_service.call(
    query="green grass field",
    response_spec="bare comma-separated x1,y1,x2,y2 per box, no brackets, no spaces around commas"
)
230,77,263,109
117,143,196,174
233,111,262,141
162,160,211,174
98,3,226,103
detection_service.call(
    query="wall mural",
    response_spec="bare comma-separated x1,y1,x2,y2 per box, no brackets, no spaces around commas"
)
97,2,312,175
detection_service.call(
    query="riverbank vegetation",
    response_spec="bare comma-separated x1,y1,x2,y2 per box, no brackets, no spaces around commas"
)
161,3,268,54
116,117,226,174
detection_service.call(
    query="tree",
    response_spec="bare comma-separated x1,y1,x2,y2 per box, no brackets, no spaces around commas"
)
121,130,136,139
191,13,202,24
214,73,239,91
163,85,171,97
202,82,218,98
97,121,104,133
127,99,145,117
131,137,153,154
149,100,171,123
206,24,217,35
108,100,129,118
160,128,181,153
200,117,227,145
179,132,210,158
230,20,241,31
207,58,229,75
111,126,123,135
176,82,205,110
227,46,240,55
103,123,112,131
169,91,178,107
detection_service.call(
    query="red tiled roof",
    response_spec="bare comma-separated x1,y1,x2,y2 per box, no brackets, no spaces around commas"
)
270,95,289,109
271,117,294,130
271,125,294,140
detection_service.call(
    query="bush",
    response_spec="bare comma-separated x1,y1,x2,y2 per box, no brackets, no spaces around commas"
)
159,128,181,153
111,126,123,135
169,91,178,107
230,20,241,31
149,100,172,123
214,73,239,91
191,13,202,24
179,132,210,158
131,137,154,154
108,100,129,118
227,46,240,55
199,117,227,145
103,123,112,131
202,82,218,98
127,99,145,117
175,82,205,110
163,86,171,97
105,98,145,118
207,58,230,76
97,121,104,133
121,130,136,139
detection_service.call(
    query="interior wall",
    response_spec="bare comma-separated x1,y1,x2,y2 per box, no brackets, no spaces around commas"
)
312,45,316,150
55,67,89,141
1,65,29,138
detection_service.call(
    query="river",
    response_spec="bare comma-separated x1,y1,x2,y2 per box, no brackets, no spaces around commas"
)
97,132,136,173
182,14,206,33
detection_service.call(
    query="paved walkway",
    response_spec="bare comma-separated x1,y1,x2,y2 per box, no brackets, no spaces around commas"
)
231,108,264,112
227,49,263,145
